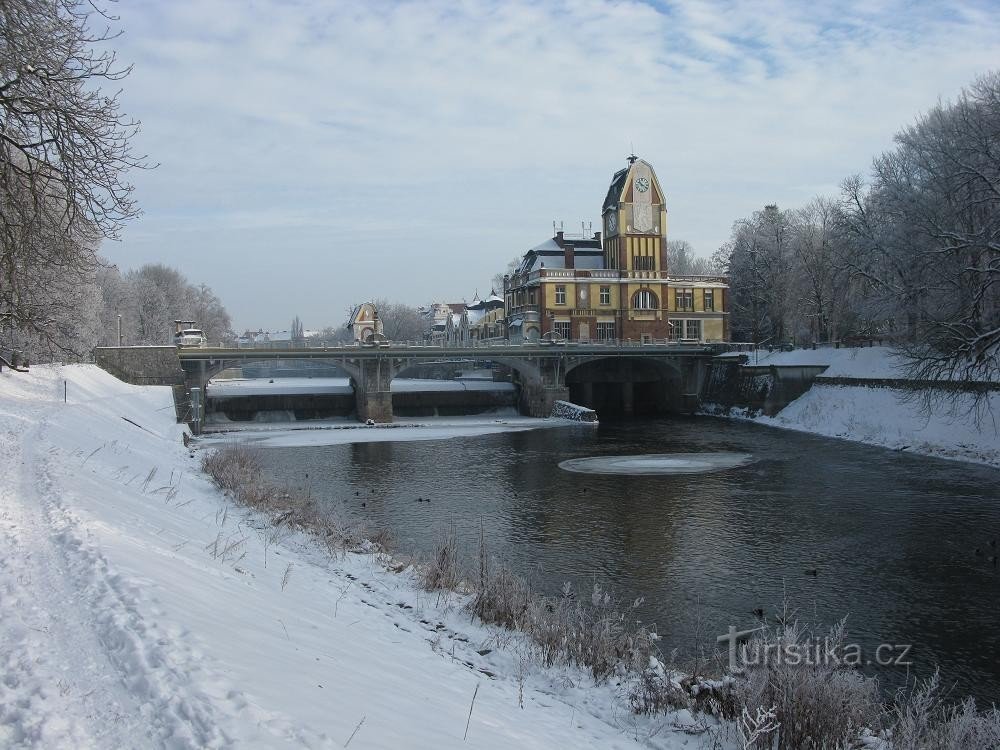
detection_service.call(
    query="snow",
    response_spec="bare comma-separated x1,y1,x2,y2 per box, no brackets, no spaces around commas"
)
559,453,755,476
1,365,696,748
753,384,1000,468
714,346,1000,467
201,414,580,447
390,378,515,393
717,345,910,378
209,377,354,396
207,377,517,398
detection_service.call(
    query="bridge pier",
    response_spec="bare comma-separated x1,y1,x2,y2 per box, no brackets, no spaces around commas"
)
519,384,570,418
356,390,393,423
354,358,394,423
622,381,634,416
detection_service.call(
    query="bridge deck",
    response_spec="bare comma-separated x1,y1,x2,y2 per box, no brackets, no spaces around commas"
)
177,342,724,362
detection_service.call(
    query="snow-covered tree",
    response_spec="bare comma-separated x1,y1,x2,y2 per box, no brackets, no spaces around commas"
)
1,0,145,354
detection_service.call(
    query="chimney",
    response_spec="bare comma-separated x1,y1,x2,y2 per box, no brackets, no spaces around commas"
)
594,231,602,243
555,230,564,245
564,243,575,270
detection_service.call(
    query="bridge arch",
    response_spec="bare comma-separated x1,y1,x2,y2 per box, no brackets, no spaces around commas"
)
563,356,685,415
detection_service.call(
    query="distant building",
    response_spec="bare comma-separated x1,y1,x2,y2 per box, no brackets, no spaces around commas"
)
347,302,383,343
504,156,729,343
465,291,505,343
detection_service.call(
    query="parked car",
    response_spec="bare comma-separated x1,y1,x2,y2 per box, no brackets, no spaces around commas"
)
174,328,208,348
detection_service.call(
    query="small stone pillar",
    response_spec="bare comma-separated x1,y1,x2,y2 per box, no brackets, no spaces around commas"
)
519,384,570,417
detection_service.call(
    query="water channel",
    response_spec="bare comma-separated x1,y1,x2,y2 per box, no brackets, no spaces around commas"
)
252,416,1000,704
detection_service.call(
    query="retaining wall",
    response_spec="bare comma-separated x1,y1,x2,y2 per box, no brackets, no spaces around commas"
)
94,346,185,386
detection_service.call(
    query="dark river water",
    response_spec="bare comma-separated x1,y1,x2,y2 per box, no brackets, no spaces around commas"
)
254,417,1000,705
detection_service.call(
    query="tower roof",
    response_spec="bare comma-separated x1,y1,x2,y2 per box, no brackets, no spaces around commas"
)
603,157,664,211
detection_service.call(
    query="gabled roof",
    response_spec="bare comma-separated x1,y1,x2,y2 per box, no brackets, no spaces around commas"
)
346,302,377,330
603,158,666,210
603,167,628,212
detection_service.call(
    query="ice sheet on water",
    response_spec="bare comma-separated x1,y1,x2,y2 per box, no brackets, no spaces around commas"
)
558,452,754,476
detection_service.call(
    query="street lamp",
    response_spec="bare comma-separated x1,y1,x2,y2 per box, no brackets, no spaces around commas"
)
117,314,123,346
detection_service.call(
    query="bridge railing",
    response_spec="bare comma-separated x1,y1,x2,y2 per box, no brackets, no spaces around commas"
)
186,339,733,354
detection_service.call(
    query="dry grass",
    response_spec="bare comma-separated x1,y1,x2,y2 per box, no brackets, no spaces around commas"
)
203,444,1000,742
734,618,880,750
418,521,661,683
889,671,1000,750
201,443,380,557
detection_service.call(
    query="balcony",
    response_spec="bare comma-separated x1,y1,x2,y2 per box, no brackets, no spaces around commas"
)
668,274,728,285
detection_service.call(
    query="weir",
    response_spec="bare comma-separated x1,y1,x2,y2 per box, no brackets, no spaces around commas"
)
93,343,723,430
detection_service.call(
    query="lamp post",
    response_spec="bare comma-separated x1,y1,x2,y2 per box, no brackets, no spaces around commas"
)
117,314,123,346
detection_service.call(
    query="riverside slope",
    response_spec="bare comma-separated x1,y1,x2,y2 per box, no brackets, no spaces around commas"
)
0,365,699,749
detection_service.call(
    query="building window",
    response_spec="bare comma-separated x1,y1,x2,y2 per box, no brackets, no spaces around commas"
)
553,321,571,339
685,319,702,340
529,289,537,305
633,255,655,271
632,289,658,310
676,289,694,311
669,321,681,341
599,286,611,305
555,285,566,305
597,322,616,340
703,289,714,311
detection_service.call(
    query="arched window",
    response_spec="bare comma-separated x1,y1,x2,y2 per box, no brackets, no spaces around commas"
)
632,289,658,310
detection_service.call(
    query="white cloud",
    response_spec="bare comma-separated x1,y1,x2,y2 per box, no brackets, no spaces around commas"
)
104,0,1000,329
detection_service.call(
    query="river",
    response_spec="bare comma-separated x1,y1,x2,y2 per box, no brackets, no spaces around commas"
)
253,416,1000,704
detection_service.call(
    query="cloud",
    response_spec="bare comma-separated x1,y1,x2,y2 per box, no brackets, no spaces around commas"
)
104,0,1000,329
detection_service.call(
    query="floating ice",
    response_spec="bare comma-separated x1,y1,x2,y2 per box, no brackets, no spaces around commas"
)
558,452,754,476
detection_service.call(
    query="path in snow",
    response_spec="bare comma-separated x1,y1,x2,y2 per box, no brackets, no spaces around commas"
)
0,373,231,748
1,366,698,749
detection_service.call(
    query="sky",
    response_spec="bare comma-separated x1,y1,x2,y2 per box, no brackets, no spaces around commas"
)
101,0,1000,332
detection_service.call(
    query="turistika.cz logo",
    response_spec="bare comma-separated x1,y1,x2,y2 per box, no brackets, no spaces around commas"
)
716,626,913,671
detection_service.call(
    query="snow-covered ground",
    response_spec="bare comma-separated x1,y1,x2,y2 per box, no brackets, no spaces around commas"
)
754,384,1000,467
715,347,1000,467
0,365,700,749
717,345,909,378
207,377,515,398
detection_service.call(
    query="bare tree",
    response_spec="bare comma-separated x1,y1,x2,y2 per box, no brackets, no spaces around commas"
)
98,264,233,346
667,239,712,275
1,0,147,354
788,198,856,344
492,256,522,296
290,315,304,343
371,298,424,342
849,72,1000,385
719,205,795,345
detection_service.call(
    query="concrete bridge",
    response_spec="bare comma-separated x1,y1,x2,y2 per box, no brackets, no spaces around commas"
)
94,342,724,425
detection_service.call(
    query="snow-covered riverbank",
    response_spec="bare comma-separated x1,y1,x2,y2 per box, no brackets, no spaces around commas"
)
0,365,694,749
712,347,1000,468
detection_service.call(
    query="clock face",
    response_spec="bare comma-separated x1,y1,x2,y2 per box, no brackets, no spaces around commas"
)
634,176,650,193
607,212,617,232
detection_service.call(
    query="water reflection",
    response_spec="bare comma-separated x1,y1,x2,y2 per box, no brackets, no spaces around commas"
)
255,417,1000,704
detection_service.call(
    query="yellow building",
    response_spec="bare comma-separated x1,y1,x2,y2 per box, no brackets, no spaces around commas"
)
504,156,729,343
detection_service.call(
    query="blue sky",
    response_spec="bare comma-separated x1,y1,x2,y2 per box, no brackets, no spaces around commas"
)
103,0,1000,331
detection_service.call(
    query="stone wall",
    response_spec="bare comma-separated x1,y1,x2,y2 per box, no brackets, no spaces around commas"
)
519,384,570,418
94,346,185,386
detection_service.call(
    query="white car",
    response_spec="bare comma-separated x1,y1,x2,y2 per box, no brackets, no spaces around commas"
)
174,328,208,348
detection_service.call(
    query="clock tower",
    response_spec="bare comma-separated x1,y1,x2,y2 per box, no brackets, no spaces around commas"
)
601,156,668,273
